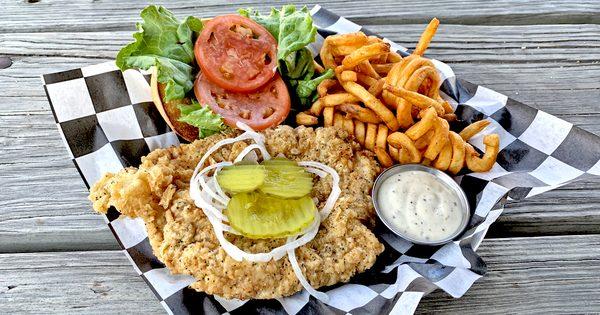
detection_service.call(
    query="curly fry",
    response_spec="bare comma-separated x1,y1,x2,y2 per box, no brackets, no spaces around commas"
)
396,97,414,129
321,93,360,106
323,107,334,127
320,39,337,69
382,55,417,110
343,116,355,134
332,43,365,56
328,32,368,46
423,118,449,160
395,65,440,129
414,130,434,150
419,77,433,96
296,112,318,126
313,60,325,74
310,99,324,116
441,113,457,122
374,147,394,168
372,63,393,75
311,23,502,175
448,131,466,174
414,18,440,56
367,35,382,44
433,141,452,171
397,57,436,88
365,123,378,151
318,79,339,97
387,132,421,163
437,96,454,113
372,53,388,64
337,104,382,124
460,120,491,140
340,81,400,131
376,124,389,148
387,51,403,63
368,78,386,97
333,112,344,129
357,60,381,79
356,73,379,88
406,66,440,95
397,147,412,164
342,42,390,70
354,120,366,145
465,134,500,172
340,70,358,82
385,85,445,115
405,107,437,140
387,55,417,87
388,144,400,161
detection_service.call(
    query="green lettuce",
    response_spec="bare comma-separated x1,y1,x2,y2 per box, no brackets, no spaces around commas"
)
178,101,226,138
116,6,202,102
240,5,334,107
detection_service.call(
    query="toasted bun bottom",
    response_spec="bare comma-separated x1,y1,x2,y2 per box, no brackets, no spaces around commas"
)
150,67,199,142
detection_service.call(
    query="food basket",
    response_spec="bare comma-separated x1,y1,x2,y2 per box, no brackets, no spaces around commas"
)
41,5,600,314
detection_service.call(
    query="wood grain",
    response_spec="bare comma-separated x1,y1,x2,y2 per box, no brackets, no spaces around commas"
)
1,235,597,313
0,69,119,252
2,24,600,116
1,23,599,251
0,250,162,313
1,0,600,313
417,235,600,314
2,0,600,33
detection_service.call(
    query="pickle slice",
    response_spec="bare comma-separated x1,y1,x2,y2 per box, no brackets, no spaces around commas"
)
225,192,316,239
217,164,266,193
262,157,297,166
260,158,313,199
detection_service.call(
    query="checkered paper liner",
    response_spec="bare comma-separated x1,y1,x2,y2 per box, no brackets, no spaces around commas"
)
41,5,600,315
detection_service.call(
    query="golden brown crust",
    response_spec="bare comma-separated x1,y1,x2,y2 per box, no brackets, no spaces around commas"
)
89,126,384,299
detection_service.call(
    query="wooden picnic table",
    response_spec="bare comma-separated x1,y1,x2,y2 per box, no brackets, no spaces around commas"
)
1,0,599,313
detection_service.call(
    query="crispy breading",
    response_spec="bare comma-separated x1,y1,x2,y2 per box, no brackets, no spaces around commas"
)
89,126,384,300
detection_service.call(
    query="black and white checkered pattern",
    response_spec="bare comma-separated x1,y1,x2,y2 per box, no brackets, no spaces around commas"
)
41,5,600,315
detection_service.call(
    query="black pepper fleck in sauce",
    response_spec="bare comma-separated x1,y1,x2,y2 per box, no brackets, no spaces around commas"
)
377,170,464,243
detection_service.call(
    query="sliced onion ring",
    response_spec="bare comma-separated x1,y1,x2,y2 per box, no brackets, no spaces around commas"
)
298,161,341,219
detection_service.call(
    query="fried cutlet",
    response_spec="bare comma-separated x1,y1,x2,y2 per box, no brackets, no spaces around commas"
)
89,126,384,299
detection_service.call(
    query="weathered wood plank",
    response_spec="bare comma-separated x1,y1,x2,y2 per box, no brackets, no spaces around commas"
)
1,235,598,313
1,22,600,251
2,24,600,115
2,0,600,33
0,250,163,313
4,24,600,61
490,178,600,237
417,235,600,314
0,77,119,252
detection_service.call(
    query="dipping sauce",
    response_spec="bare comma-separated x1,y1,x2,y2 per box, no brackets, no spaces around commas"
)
377,170,464,243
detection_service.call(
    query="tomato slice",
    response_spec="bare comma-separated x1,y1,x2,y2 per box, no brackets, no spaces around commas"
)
194,73,291,131
195,15,278,92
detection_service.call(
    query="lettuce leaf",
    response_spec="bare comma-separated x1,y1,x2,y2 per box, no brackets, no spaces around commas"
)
178,101,227,138
116,6,202,102
295,68,335,100
240,6,334,107
240,6,316,63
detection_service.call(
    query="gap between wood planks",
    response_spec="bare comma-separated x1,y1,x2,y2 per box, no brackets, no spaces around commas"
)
5,53,600,67
1,37,600,253
2,6,600,254
1,0,600,34
1,235,599,314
